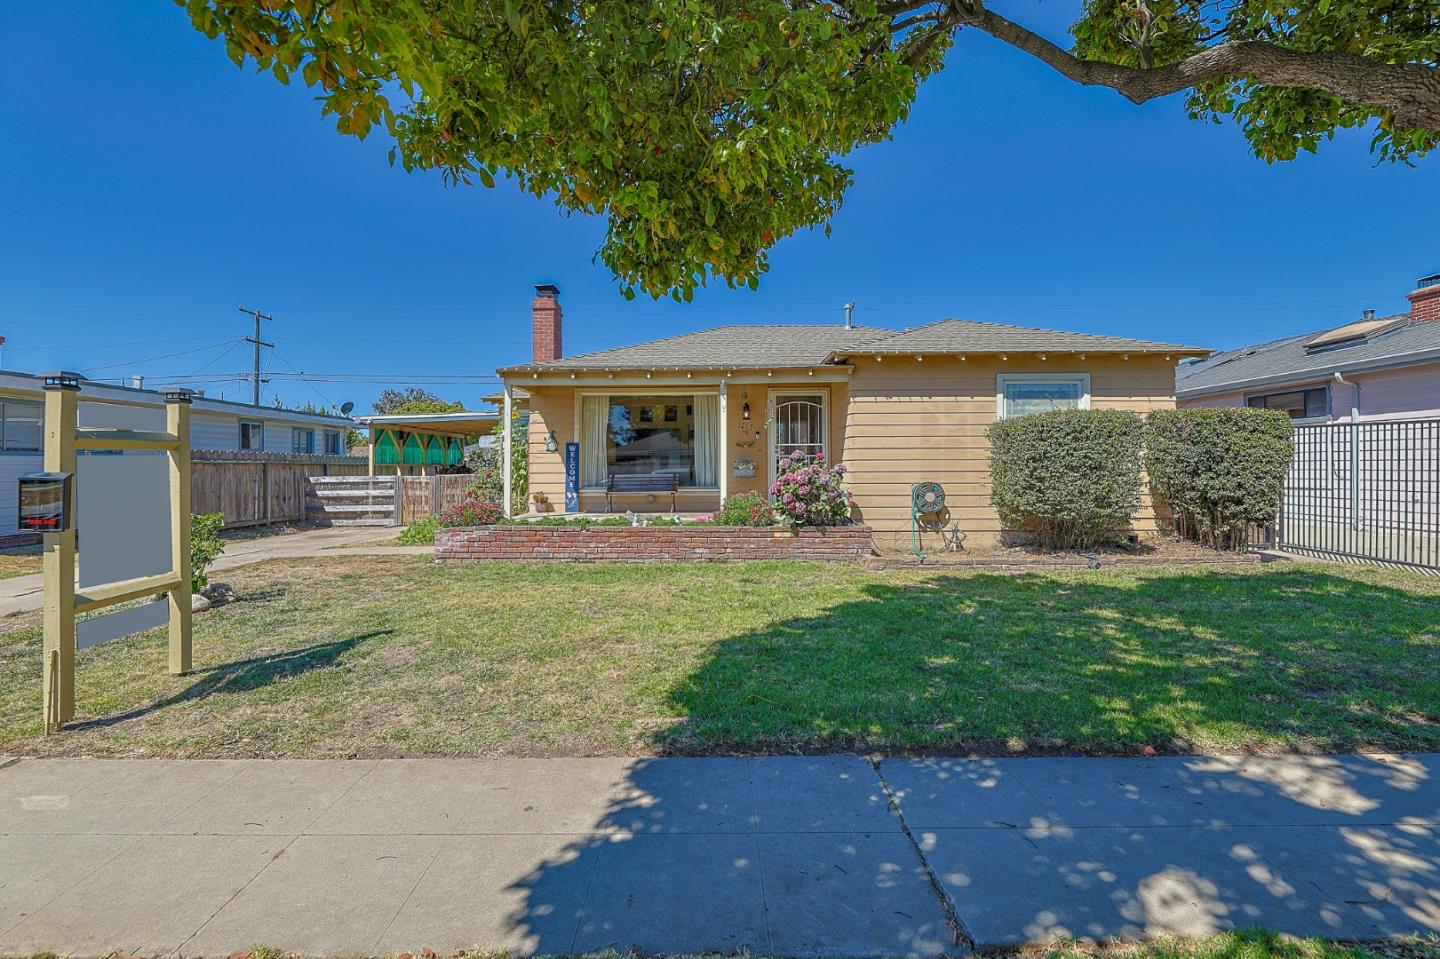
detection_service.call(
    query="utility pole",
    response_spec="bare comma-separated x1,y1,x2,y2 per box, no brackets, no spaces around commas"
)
237,305,274,406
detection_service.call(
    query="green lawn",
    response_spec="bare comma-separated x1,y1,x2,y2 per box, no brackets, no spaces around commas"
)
0,556,1437,758
996,932,1440,959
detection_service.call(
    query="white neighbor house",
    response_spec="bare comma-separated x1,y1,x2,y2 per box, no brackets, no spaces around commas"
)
0,370,354,536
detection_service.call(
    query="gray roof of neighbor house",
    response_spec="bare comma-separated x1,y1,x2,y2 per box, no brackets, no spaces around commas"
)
1176,313,1440,396
498,320,1206,374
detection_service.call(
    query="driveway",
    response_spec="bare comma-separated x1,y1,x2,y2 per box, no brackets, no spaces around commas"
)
0,527,426,618
0,753,1436,956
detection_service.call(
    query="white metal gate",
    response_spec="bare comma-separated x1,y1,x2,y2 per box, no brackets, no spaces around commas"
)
1279,419,1440,570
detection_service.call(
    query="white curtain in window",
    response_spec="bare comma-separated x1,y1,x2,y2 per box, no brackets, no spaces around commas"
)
581,395,609,487
693,393,719,488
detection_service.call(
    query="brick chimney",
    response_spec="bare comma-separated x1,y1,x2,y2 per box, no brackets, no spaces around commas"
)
1408,273,1440,324
531,283,563,362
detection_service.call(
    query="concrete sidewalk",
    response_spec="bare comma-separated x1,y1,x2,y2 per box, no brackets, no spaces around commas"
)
0,527,425,618
1,754,1437,957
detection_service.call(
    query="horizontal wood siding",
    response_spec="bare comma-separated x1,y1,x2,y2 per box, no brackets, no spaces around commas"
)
844,355,1177,549
525,388,572,510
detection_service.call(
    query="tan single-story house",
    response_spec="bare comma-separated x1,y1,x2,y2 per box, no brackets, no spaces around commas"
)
1177,273,1440,422
497,285,1208,550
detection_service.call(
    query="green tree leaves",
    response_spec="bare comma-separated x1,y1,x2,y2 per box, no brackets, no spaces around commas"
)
176,0,1438,298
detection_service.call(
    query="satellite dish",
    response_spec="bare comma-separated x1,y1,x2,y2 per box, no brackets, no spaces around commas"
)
340,401,355,416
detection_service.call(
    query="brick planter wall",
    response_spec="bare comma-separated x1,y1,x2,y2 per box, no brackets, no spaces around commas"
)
435,524,874,564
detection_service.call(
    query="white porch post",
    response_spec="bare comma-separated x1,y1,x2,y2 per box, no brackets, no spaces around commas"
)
502,383,514,517
718,381,729,503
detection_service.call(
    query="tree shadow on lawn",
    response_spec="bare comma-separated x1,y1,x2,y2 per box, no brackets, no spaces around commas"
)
66,630,392,732
656,567,1440,756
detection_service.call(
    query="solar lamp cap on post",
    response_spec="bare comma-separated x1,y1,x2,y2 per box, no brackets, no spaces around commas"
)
41,371,84,391
164,387,197,404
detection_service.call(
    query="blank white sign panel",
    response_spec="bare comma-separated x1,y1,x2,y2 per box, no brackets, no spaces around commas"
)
77,600,168,650
76,400,172,591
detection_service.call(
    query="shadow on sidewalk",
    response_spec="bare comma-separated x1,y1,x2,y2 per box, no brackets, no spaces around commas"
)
490,753,1440,954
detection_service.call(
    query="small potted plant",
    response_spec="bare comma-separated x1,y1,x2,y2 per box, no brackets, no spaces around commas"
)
531,490,553,513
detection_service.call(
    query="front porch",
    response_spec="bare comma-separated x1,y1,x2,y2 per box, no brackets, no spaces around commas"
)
504,371,849,518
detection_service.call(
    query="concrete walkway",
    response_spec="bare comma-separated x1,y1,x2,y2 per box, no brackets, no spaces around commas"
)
0,527,425,618
1,754,1437,957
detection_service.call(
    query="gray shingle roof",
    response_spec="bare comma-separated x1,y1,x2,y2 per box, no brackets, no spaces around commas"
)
844,319,1205,356
498,325,891,372
1176,314,1440,396
499,319,1206,374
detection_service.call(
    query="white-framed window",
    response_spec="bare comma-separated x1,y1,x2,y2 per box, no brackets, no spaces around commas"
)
578,392,720,489
997,373,1091,419
239,420,264,451
323,430,344,455
292,427,315,454
1246,385,1329,421
0,400,43,452
768,391,827,485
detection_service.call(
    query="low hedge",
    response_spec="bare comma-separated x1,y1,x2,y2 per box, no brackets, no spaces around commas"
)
1145,408,1294,550
987,409,1145,549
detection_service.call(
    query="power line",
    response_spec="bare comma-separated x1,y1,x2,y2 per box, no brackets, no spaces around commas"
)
78,339,240,374
270,350,338,411
158,340,246,391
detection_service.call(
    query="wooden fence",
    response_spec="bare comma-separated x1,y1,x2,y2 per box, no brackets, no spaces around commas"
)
398,474,474,526
192,450,368,529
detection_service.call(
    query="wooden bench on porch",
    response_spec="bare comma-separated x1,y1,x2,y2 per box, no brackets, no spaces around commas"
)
606,473,681,513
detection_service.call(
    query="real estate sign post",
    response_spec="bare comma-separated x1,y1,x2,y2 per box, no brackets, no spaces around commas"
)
38,373,194,733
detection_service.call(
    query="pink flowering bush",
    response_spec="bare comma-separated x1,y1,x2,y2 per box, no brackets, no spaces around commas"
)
769,449,854,527
437,492,505,527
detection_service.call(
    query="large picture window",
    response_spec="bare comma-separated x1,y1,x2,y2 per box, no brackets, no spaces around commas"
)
580,394,719,488
997,373,1091,419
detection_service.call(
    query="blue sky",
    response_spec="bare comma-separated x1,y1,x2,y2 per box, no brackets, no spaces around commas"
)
2,2,1437,413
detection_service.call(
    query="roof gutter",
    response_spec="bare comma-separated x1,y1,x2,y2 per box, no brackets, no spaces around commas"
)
1176,344,1440,398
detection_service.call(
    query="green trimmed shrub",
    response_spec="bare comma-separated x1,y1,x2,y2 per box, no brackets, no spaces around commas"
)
987,409,1145,549
397,514,439,545
1145,408,1294,550
708,491,776,527
190,512,225,592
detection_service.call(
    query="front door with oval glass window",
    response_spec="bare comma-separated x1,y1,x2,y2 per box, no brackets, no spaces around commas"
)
770,393,826,490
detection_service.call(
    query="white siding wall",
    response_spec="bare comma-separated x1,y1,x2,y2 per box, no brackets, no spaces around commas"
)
0,451,43,535
191,411,242,451
264,417,305,453
186,410,343,453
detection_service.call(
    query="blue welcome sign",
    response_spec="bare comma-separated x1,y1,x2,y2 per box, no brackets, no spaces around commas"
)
564,442,580,512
